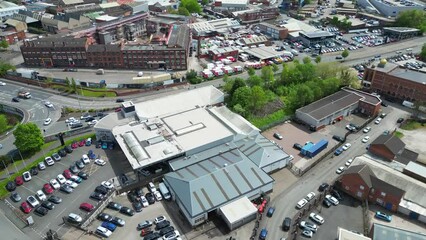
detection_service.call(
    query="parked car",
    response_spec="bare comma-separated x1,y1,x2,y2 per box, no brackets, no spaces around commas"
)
375,211,392,222
259,228,268,240
148,182,156,193
137,220,153,230
293,143,303,150
101,181,114,189
363,127,371,133
159,226,175,236
318,183,329,192
58,149,67,157
95,185,108,195
296,199,308,209
52,153,61,161
325,195,339,205
63,169,72,179
69,164,79,174
120,207,135,216
140,228,153,237
98,213,113,222
145,192,155,204
43,183,54,195
68,213,82,223
334,147,344,156
345,159,353,166
155,220,170,230
64,145,73,153
302,229,313,238
140,196,149,207
110,216,125,226
90,192,104,201
273,132,283,140
23,171,31,182
96,226,112,238
362,136,370,143
27,195,40,208
75,160,85,169
397,118,404,123
81,154,90,164
282,217,291,231
299,221,317,232
65,180,78,188
332,135,345,142
70,175,83,184
331,189,343,201
323,199,332,208
45,157,54,166
80,202,94,212
57,174,66,184
133,201,143,212
153,191,162,201
101,221,117,232
95,158,106,166
38,162,46,170
60,185,73,193
15,176,24,186
305,192,316,201
266,207,275,217
11,192,21,202
30,167,38,176
336,166,345,174
342,143,352,150
107,202,122,211
41,201,55,210
48,195,62,204
374,117,382,124
309,212,325,224
78,172,88,180
21,202,32,213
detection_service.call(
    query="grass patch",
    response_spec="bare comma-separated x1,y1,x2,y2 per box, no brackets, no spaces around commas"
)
394,131,404,138
0,133,96,198
400,120,426,130
77,89,116,97
248,109,289,129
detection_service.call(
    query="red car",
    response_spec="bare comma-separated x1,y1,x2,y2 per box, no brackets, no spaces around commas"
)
21,202,32,214
63,169,72,179
78,139,86,147
71,141,79,149
15,176,24,186
43,183,54,195
115,107,122,112
80,202,94,212
140,228,153,237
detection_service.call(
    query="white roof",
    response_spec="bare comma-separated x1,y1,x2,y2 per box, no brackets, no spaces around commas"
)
216,0,248,5
95,15,118,22
220,196,257,224
338,227,371,240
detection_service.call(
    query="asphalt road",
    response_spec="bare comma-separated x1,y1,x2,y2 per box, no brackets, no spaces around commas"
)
264,104,410,240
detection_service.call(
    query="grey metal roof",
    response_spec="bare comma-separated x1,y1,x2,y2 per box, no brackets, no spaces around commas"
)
404,162,426,178
300,30,334,39
164,150,274,217
296,90,362,121
370,175,405,199
370,135,405,155
396,148,419,165
342,87,381,106
373,223,426,240
388,67,426,85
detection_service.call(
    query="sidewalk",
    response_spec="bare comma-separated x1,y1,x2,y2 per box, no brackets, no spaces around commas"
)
0,131,94,181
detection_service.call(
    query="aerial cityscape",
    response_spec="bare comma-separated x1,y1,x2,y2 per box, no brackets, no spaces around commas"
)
0,0,425,239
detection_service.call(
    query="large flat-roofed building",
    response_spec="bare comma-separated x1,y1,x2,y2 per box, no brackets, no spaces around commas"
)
189,18,240,36
383,27,421,41
296,88,381,130
213,0,248,10
257,22,288,40
0,1,26,19
363,60,426,102
94,86,292,226
299,31,335,46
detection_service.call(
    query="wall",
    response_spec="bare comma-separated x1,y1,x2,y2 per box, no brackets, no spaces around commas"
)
368,188,401,212
339,175,370,201
369,144,395,161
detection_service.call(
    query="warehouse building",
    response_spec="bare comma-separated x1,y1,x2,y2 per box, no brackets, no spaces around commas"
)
94,86,292,227
295,88,381,130
299,31,335,47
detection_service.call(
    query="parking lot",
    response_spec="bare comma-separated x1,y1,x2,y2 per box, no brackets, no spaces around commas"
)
0,141,118,239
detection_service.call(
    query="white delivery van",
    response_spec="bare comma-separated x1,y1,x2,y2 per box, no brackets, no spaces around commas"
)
158,182,171,200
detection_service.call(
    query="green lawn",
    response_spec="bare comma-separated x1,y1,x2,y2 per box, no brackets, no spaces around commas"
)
401,120,426,130
394,131,404,138
77,88,117,97
249,109,289,130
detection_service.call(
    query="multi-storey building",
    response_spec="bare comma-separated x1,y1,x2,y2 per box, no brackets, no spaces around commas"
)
232,8,279,24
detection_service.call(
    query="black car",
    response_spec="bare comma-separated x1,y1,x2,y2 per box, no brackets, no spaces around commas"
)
134,188,144,197
318,183,329,192
60,185,73,194
128,192,138,203
64,145,73,153
380,113,387,118
119,207,135,216
116,98,125,103
397,118,404,123
35,206,49,216
133,201,143,212
159,226,175,236
6,181,16,192
155,220,171,230
331,189,343,201
293,143,303,150
120,173,129,184
48,195,62,204
58,149,67,157
323,199,332,208
98,213,113,222
12,97,21,102
110,216,125,226
11,192,21,202
41,201,55,210
107,202,122,211
95,185,108,195
282,217,291,231
381,102,388,107
145,193,155,204
85,117,95,122
30,166,38,176
332,135,345,143
69,164,79,174
75,160,85,169
90,192,104,201
78,171,88,180
144,232,161,240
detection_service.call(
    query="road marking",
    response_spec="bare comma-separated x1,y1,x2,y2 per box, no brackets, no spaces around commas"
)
55,207,68,219
21,184,36,194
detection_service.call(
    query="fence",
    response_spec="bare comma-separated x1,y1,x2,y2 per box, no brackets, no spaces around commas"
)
259,115,294,132
44,126,93,143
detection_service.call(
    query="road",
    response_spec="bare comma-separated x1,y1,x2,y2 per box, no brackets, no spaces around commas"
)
265,104,410,240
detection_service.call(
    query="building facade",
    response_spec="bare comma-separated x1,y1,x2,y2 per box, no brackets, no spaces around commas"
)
299,31,335,46
257,22,288,40
232,8,279,24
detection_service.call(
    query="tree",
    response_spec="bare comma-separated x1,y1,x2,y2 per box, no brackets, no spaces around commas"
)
229,78,246,96
261,66,274,89
71,78,77,93
177,7,190,16
65,77,71,89
201,0,209,5
233,103,246,117
302,56,311,64
315,56,322,64
247,75,263,87
0,115,8,133
330,16,339,26
341,49,349,60
421,43,426,61
180,0,201,13
231,86,252,109
250,86,267,111
0,40,8,49
0,61,15,76
271,64,279,73
13,123,44,153
395,10,426,33
247,67,255,76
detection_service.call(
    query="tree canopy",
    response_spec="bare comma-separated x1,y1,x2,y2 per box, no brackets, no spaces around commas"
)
0,40,8,49
13,123,44,153
341,49,349,59
395,10,426,33
180,0,201,13
0,61,15,76
421,43,426,61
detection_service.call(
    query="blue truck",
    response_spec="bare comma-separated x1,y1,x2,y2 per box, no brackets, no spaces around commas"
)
300,142,314,156
302,139,329,158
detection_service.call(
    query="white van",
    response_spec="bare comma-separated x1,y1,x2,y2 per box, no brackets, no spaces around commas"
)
159,182,171,200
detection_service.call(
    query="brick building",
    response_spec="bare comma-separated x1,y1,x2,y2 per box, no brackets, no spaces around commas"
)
363,60,426,102
368,135,418,165
337,164,405,212
232,8,279,24
256,22,288,40
86,44,123,68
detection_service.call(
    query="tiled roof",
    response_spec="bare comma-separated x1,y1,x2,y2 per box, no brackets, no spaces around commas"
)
344,164,376,188
370,135,405,155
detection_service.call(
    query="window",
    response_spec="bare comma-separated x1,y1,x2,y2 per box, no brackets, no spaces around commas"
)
360,185,364,190
381,192,386,197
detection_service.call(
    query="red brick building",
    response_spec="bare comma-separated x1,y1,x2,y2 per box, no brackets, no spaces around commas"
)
369,135,418,165
338,164,405,212
0,30,25,44
363,61,426,102
232,8,279,24
86,44,123,68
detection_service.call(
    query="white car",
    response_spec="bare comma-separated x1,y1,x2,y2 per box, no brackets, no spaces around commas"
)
38,162,46,170
65,180,78,188
57,174,66,184
27,195,40,208
345,159,353,167
96,226,112,238
65,117,77,123
325,195,339,205
363,127,371,133
94,159,106,166
45,101,54,108
50,179,61,189
296,199,308,209
140,196,149,207
154,191,162,201
362,136,370,143
0,81,6,86
305,192,316,201
342,143,352,150
299,221,318,232
23,171,31,181
309,212,325,224
101,181,114,189
302,229,313,238
88,120,98,126
148,182,156,193
45,157,55,166
375,118,382,124
154,215,167,224
163,230,180,240
44,118,52,125
36,190,47,201
336,166,345,174
81,154,90,164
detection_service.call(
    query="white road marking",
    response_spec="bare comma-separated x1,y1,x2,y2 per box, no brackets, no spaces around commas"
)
55,207,68,219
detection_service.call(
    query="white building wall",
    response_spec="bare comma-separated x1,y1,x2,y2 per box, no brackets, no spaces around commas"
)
0,6,26,19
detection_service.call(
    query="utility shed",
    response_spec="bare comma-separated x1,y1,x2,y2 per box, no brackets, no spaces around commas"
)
219,196,257,230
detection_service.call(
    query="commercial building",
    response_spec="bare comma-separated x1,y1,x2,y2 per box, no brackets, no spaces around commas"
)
295,88,381,130
94,86,292,226
368,134,418,165
383,27,421,41
358,0,425,17
370,223,426,239
208,46,239,61
40,14,91,33
213,0,248,10
363,60,426,102
232,8,279,24
256,22,288,40
299,31,335,47
0,0,26,19
337,227,372,240
189,18,240,37
403,162,426,183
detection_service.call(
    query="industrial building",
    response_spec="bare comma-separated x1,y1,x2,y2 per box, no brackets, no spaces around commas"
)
213,0,248,10
232,8,279,24
0,0,26,19
383,27,421,41
295,88,381,130
256,22,288,40
299,31,335,47
357,0,425,17
94,86,292,226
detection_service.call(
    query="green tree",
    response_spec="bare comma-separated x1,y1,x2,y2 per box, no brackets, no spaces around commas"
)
247,75,263,87
177,7,190,16
315,56,322,64
395,10,426,33
420,43,426,61
13,123,44,153
247,67,255,76
0,61,15,76
65,77,71,89
201,0,209,5
229,78,246,97
341,49,349,60
261,66,274,89
250,86,268,111
71,78,77,93
0,40,8,49
233,103,246,117
302,56,311,64
180,0,202,13
330,16,339,26
271,64,279,73
0,115,9,133
232,86,252,109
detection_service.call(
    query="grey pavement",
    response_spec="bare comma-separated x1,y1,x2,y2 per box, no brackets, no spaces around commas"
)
0,209,31,240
